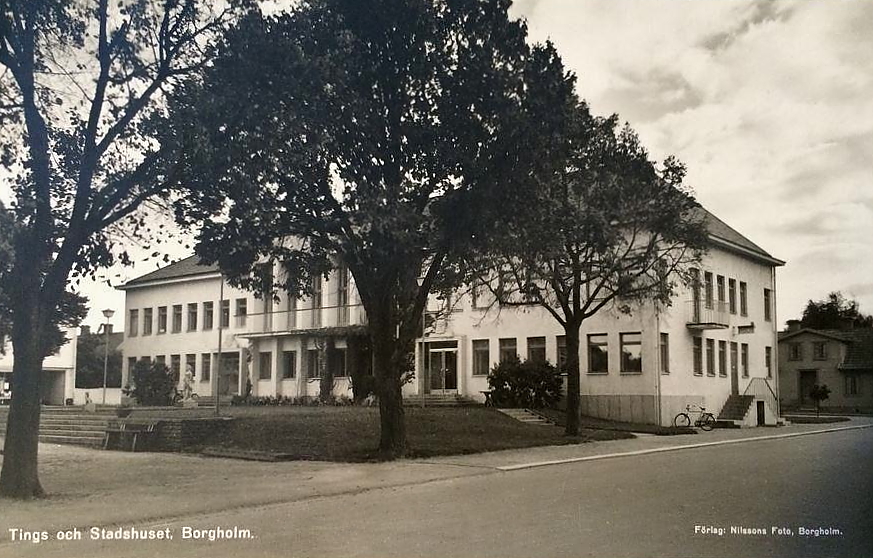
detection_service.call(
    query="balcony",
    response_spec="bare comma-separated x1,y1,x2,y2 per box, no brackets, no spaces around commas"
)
686,300,729,330
240,303,367,336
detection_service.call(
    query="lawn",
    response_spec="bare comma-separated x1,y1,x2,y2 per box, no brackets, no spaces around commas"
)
536,407,696,436
198,406,634,461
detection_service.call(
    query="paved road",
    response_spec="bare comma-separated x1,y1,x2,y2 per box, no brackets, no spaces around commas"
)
6,426,871,558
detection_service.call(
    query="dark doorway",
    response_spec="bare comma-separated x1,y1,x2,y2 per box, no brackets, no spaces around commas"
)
799,370,817,406
756,400,765,426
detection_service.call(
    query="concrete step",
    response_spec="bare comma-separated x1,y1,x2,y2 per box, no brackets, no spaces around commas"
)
39,429,105,438
39,434,104,448
496,408,553,425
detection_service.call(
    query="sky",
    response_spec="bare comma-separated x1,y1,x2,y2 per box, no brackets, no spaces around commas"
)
69,0,873,330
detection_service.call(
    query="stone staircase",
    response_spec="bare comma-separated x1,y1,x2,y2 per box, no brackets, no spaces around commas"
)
0,406,113,448
716,394,755,427
403,394,478,407
496,408,554,425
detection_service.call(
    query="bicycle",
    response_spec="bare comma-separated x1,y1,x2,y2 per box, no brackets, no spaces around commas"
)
673,404,716,430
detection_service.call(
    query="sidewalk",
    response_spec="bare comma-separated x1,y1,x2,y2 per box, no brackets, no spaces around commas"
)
1,417,871,541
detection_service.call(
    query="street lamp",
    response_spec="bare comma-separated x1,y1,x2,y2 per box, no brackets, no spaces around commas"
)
102,308,115,405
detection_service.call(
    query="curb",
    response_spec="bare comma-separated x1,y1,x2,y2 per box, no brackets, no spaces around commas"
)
497,423,873,471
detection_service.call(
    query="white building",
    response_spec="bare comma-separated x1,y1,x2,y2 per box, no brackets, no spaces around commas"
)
119,209,784,426
0,329,78,405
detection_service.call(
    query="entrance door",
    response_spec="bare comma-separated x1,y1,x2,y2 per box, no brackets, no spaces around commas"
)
799,370,817,406
425,342,458,394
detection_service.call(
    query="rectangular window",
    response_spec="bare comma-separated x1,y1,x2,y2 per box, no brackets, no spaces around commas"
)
788,343,802,361
499,338,517,363
235,298,247,327
220,300,230,328
259,352,272,380
306,349,321,379
170,354,181,377
660,333,669,374
143,307,153,335
311,276,322,327
157,306,168,334
185,354,196,377
704,272,714,309
620,332,642,374
286,295,297,329
155,355,166,367
172,304,182,333
330,348,347,377
741,343,749,378
472,340,490,376
740,282,748,316
730,342,738,379
718,340,727,377
527,336,546,363
588,334,609,374
728,279,737,314
282,351,297,379
336,266,350,325
187,303,198,331
693,337,703,376
764,288,772,322
203,301,214,330
556,335,567,372
845,374,860,397
706,339,715,376
765,346,772,378
201,354,211,382
717,275,725,307
128,309,139,337
813,342,827,360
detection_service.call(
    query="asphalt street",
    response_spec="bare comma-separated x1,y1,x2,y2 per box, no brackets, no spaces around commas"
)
5,426,871,558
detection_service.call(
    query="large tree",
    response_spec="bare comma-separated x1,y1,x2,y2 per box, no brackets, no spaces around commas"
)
0,0,233,499
800,291,873,330
168,0,566,457
466,100,708,435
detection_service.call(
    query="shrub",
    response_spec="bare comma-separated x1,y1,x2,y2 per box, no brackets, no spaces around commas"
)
488,356,562,409
129,360,176,406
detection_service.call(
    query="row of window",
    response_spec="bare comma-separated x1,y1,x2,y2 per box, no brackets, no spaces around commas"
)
691,270,772,321
692,338,772,378
128,299,247,337
470,333,672,376
787,341,828,361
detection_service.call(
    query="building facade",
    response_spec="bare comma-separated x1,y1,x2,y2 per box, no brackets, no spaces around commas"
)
0,329,78,405
119,210,784,426
778,324,873,411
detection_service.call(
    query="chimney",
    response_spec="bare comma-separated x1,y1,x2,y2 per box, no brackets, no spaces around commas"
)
80,325,91,336
786,319,801,332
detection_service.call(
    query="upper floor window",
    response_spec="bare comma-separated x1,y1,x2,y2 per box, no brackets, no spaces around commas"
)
157,306,168,334
143,307,153,335
172,304,182,333
588,334,608,374
129,309,139,337
336,266,350,325
220,300,230,328
659,333,669,374
620,332,642,374
704,272,714,309
472,340,490,376
739,282,748,316
716,276,725,307
527,337,546,363
310,275,322,327
203,301,214,330
763,288,772,322
728,279,737,315
741,343,749,377
813,342,827,360
788,343,802,361
235,298,247,327
187,303,198,331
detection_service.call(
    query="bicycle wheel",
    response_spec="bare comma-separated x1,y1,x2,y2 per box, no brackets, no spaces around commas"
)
673,412,691,428
700,413,716,431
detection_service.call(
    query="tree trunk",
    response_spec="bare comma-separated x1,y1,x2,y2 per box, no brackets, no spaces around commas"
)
370,326,407,458
0,319,46,499
564,320,582,436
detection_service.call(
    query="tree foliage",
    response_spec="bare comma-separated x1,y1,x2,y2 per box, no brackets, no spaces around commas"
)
167,0,564,457
800,292,873,330
0,0,236,499
74,332,122,389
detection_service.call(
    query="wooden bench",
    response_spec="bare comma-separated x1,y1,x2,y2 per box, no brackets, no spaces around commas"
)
103,423,157,452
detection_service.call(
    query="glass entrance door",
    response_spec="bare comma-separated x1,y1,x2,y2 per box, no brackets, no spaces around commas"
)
424,341,458,394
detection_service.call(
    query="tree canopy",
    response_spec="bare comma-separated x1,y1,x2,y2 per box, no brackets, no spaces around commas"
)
800,292,873,330
168,0,566,456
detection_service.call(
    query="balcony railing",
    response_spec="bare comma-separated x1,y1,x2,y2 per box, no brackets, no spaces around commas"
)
686,300,729,329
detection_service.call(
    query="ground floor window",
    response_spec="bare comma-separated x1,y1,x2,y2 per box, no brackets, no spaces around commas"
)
330,348,347,377
588,334,608,374
620,332,642,374
201,354,211,382
186,354,196,377
659,333,669,374
527,336,546,363
282,351,296,379
741,343,749,377
845,374,860,397
693,337,702,375
556,335,567,372
718,341,727,377
259,352,272,380
765,346,772,378
472,339,490,376
706,339,715,376
499,338,517,363
306,349,321,379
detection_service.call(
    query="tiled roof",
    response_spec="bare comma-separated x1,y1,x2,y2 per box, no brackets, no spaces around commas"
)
841,330,873,371
778,328,853,343
694,207,782,264
121,255,219,288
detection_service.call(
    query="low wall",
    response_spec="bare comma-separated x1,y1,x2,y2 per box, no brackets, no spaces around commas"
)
579,394,660,425
107,416,232,452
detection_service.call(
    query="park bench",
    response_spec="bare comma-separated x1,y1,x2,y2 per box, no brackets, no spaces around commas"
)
103,422,157,452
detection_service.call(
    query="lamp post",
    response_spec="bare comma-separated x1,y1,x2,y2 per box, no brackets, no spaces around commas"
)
102,308,115,405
